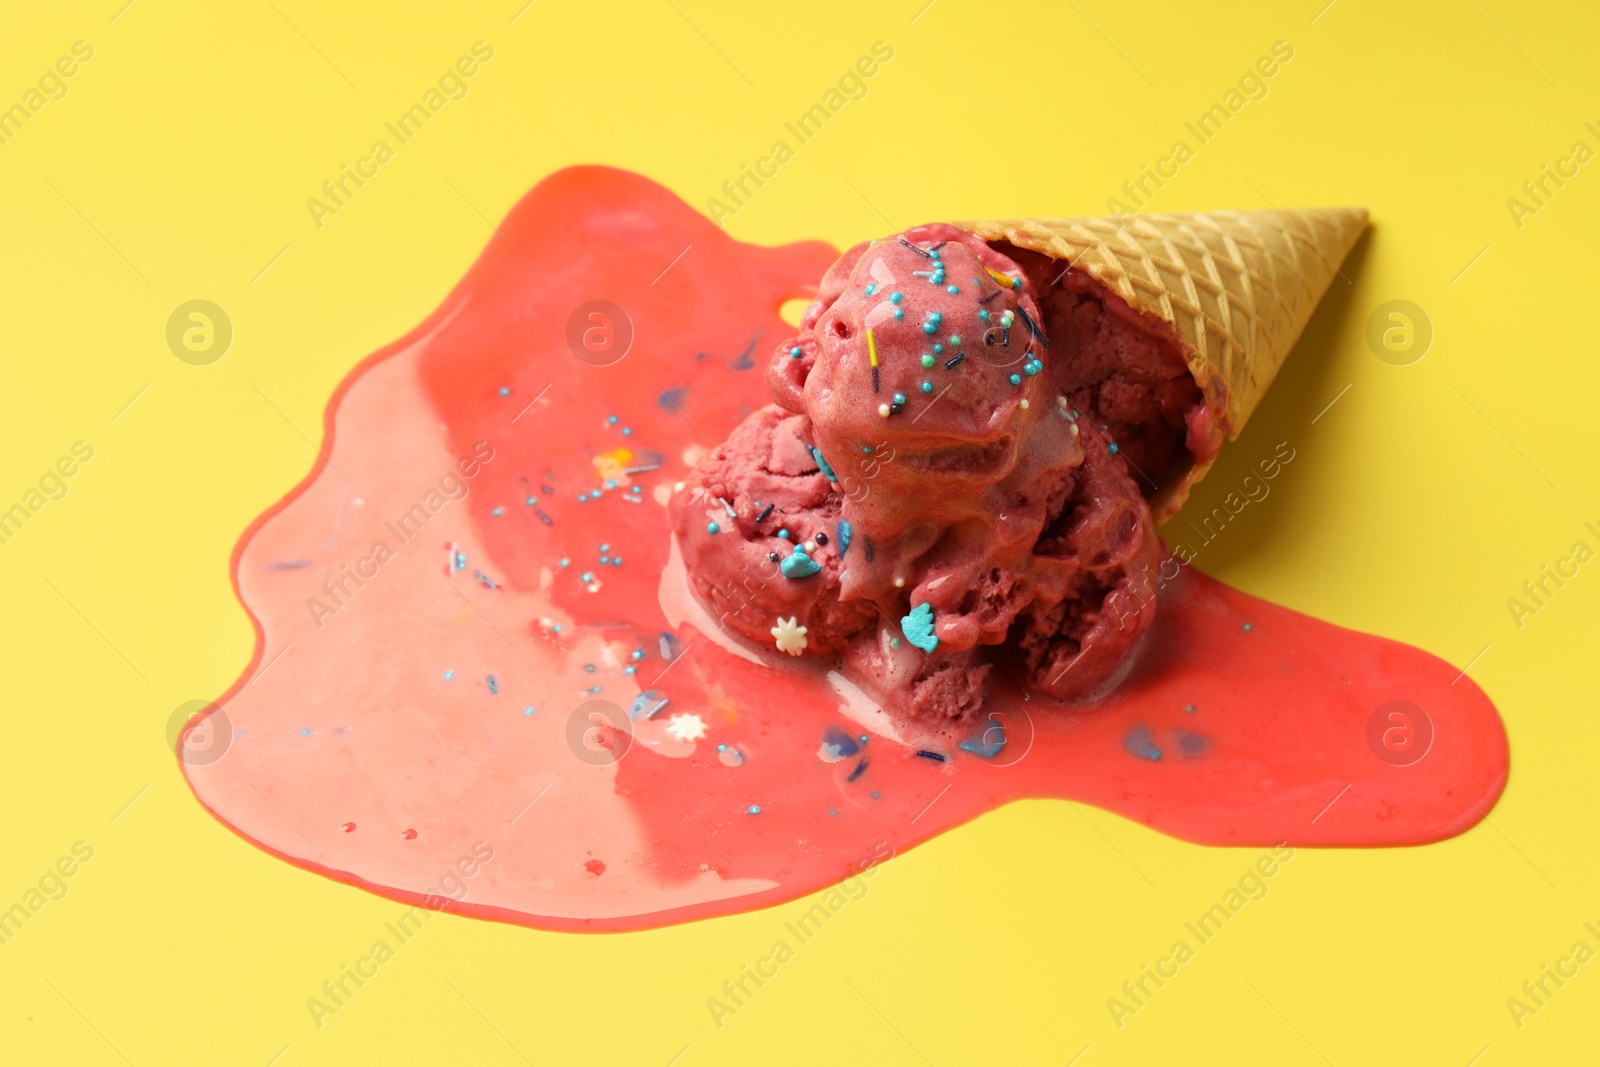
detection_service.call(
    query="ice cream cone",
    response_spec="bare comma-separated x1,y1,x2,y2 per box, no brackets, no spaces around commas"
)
960,207,1368,521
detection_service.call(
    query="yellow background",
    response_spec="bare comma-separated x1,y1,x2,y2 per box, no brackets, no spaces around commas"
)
2,0,1596,1063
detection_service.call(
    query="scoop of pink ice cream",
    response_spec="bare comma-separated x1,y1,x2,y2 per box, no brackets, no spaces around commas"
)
670,224,1170,733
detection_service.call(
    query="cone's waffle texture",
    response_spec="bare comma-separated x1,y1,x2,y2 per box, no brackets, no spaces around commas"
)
960,208,1367,520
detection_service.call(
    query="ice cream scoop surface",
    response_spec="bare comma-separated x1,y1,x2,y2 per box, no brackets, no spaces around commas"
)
671,224,1167,730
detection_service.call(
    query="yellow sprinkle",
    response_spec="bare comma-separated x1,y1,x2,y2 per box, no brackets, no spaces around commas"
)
867,328,878,368
986,268,1018,290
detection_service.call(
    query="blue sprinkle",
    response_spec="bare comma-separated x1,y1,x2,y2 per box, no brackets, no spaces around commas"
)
978,309,990,321
707,521,720,534
1123,724,1162,761
889,292,902,303
777,528,790,540
1243,622,1253,631
933,343,944,354
946,285,959,294
959,719,1006,758
902,602,939,652
299,727,311,736
836,519,851,556
923,322,937,334
827,808,838,817
621,427,632,436
442,669,455,680
623,665,636,675
604,480,617,490
613,556,623,566
789,346,802,358
559,557,570,568
747,805,762,815
526,496,537,506
599,543,609,551
586,685,601,694
599,555,610,564
848,759,870,783
631,649,644,660
498,386,510,396
523,706,536,716
819,726,861,762
921,381,933,393
1009,374,1022,386
893,308,905,319
781,548,821,579
915,750,947,762
589,490,602,500
809,446,839,483
581,571,595,582
892,392,906,405
487,674,499,694
630,485,642,494
659,386,690,412
607,415,619,424
870,790,880,799
453,552,467,570
583,664,596,672
865,283,877,295
490,506,503,516
1109,443,1119,454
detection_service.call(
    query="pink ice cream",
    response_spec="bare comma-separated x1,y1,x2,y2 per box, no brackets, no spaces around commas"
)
669,224,1207,735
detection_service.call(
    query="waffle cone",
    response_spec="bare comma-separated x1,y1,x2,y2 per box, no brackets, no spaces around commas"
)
959,208,1367,521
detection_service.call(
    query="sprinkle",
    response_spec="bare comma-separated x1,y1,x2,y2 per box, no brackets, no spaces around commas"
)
898,236,934,258
299,727,311,736
948,335,962,346
631,690,670,719
1020,399,1030,410
473,569,499,589
621,427,632,436
1108,443,1119,454
1009,374,1022,385
666,713,707,741
921,381,933,393
777,528,790,540
558,557,570,568
889,292,903,303
771,616,809,655
1017,306,1049,347
865,283,877,296
442,669,455,680
498,386,510,396
978,309,990,322
815,532,829,546
780,547,821,579
915,750,947,762
789,346,802,358
892,392,906,405
945,353,966,369
868,329,880,392
809,446,839,483
923,321,937,335
836,519,851,556
985,267,1020,290
720,498,737,517
848,759,870,782
707,521,720,534
946,285,959,294
1243,622,1253,631
756,503,775,523
487,674,499,694
453,551,467,570
959,719,1006,759
631,649,645,660
1024,361,1041,376
623,464,661,474
1123,724,1162,761
893,308,904,319
921,354,936,368
747,805,762,815
879,403,892,418
607,415,618,424
524,706,536,716
902,601,939,652
600,555,611,564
